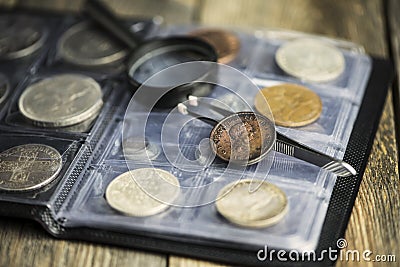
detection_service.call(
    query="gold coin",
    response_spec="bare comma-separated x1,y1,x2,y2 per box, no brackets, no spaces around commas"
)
254,83,322,127
215,179,288,228
106,168,180,217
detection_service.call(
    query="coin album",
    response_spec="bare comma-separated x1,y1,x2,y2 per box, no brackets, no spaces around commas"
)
0,8,393,267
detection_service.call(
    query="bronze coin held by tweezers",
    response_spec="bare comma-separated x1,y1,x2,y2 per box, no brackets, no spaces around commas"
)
188,28,240,64
210,112,275,165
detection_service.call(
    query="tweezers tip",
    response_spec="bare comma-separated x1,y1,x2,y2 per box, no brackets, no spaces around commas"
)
177,103,188,115
340,161,357,177
188,95,198,106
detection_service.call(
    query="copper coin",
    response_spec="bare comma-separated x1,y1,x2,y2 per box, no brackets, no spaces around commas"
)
254,83,322,127
188,28,240,64
210,112,275,165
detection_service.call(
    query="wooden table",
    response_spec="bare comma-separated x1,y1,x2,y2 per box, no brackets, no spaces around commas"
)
0,0,398,266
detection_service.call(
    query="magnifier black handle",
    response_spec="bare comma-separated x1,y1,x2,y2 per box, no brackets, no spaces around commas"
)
84,0,141,49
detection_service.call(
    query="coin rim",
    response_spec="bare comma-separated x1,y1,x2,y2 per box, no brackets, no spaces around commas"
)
18,74,103,127
57,21,128,67
254,83,323,127
0,144,63,192
215,179,288,228
0,16,47,60
188,28,241,64
275,38,345,82
105,168,180,217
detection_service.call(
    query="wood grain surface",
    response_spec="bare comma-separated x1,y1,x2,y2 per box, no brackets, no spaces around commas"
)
0,0,398,266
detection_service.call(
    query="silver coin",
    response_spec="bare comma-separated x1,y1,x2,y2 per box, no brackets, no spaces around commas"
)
0,15,46,60
216,179,288,228
106,168,180,217
57,22,128,67
0,144,62,191
0,73,9,105
275,38,345,82
18,74,103,127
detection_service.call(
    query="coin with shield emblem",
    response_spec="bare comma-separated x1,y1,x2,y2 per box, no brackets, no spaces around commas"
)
0,144,62,191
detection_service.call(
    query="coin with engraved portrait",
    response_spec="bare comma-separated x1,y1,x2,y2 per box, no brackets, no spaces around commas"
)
58,22,128,67
0,15,46,60
106,168,180,217
210,112,275,165
275,38,345,82
0,144,62,191
254,83,322,127
215,179,288,228
188,28,240,64
18,74,103,127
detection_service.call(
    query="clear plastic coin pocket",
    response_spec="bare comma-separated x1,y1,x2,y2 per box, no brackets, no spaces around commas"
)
61,119,337,251
0,70,126,134
43,18,155,77
153,25,371,104
0,132,82,206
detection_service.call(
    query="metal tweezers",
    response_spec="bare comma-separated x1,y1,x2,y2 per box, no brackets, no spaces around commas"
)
177,95,357,177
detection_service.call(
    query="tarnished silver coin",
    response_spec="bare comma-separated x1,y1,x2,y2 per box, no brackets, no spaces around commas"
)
0,144,62,191
275,38,345,82
0,15,46,60
18,74,103,127
106,168,180,217
0,73,9,105
57,22,128,67
216,179,288,228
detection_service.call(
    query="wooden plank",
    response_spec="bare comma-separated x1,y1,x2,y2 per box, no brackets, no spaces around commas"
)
388,0,400,160
0,0,16,8
16,0,84,12
16,0,198,24
169,258,228,267
0,218,167,267
171,0,399,266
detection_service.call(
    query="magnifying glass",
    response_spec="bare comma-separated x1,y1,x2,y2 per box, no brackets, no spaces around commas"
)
85,0,218,108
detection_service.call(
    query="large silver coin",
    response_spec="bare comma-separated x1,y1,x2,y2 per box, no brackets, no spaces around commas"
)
0,144,62,191
0,73,9,105
106,168,180,217
57,22,128,67
0,15,45,60
275,38,345,82
216,179,288,228
18,74,103,127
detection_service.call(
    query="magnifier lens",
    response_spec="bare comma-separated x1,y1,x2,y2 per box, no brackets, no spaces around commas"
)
129,49,208,85
127,39,218,108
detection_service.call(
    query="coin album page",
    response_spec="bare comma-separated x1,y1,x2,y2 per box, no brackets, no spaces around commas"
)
0,11,375,257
